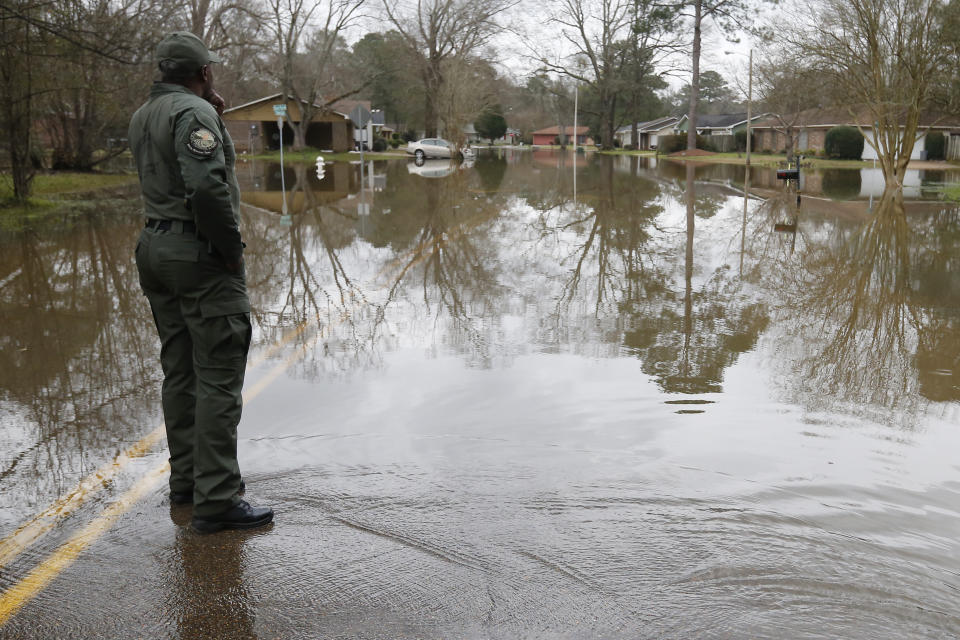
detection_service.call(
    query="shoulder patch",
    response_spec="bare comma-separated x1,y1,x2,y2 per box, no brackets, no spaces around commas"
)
187,127,219,156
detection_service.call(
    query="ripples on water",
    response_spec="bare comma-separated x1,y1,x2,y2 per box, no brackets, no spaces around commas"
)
1,151,959,638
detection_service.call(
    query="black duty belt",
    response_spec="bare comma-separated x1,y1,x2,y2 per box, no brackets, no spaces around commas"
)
146,218,199,235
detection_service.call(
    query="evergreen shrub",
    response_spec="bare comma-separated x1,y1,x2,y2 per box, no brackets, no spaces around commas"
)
824,126,864,159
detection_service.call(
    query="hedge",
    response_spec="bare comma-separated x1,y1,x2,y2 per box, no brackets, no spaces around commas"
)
824,126,864,160
658,134,714,154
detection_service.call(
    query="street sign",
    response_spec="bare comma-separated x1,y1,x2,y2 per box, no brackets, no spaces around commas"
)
273,103,287,117
349,104,371,128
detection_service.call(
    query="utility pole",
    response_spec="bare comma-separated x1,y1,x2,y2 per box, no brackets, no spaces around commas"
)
573,85,579,151
273,103,289,215
746,49,752,167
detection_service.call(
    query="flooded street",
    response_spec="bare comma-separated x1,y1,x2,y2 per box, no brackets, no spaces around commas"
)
1,151,959,638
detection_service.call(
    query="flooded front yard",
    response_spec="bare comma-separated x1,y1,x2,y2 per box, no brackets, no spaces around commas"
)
1,150,958,638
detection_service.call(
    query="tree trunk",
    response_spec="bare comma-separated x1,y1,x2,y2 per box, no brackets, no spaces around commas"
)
785,125,794,164
686,0,702,151
605,95,616,151
423,62,442,137
292,120,306,150
424,92,437,138
1,9,34,201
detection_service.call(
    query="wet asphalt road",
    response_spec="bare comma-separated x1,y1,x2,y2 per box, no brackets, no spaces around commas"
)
1,152,960,638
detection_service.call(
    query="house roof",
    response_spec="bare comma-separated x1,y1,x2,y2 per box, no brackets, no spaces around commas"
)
532,125,590,136
696,113,748,128
752,106,960,130
616,116,679,134
224,93,350,119
676,113,769,130
327,98,372,119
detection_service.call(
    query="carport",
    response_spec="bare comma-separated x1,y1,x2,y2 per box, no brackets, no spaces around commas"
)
223,93,354,152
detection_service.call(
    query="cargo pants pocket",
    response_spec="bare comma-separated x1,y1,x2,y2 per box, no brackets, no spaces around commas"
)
196,298,252,365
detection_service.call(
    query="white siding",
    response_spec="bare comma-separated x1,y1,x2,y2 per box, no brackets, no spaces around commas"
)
861,130,926,160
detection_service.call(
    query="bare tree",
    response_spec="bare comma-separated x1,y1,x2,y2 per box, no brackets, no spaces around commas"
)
184,0,262,46
752,53,827,163
537,0,676,148
436,55,499,147
537,0,633,148
381,0,516,137
0,0,166,196
268,0,367,150
792,0,960,185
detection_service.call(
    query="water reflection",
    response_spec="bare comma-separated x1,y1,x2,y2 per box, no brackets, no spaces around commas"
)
3,150,960,636
166,507,258,640
3,154,958,517
762,187,960,417
230,152,960,405
0,209,159,525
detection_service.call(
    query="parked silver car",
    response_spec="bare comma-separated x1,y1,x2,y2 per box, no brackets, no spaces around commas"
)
406,137,457,160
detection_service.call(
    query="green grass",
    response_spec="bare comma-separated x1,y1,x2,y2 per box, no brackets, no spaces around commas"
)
246,147,408,162
945,184,960,202
664,152,878,169
598,149,657,156
0,172,136,199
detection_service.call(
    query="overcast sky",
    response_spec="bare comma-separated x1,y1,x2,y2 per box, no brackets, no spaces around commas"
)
355,1,772,96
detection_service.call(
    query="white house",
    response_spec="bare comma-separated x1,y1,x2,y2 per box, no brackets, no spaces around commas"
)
614,116,679,149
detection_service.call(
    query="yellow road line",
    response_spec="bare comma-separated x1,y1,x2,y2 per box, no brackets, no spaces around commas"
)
0,327,326,627
0,210,487,621
0,428,165,571
0,463,169,625
0,322,308,572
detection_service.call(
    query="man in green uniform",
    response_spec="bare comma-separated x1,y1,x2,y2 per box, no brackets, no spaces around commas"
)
129,31,273,533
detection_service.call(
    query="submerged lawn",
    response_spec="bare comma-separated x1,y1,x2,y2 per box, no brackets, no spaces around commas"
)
1,172,138,224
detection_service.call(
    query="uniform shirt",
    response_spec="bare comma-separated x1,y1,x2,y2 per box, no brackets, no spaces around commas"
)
128,83,243,263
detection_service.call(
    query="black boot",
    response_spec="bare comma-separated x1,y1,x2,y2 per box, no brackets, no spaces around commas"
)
191,500,274,534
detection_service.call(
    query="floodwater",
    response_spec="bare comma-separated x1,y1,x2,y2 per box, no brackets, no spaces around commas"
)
1,151,959,638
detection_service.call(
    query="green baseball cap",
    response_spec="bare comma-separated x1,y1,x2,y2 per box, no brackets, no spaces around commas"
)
156,31,221,72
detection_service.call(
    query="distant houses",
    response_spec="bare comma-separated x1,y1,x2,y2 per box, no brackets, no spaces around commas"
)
614,116,679,149
531,125,593,146
499,127,522,144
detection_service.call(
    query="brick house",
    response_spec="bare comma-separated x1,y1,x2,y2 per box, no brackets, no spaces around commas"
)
531,125,593,146
222,93,354,153
751,108,960,160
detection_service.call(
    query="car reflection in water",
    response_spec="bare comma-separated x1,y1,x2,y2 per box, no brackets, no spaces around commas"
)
407,157,458,178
